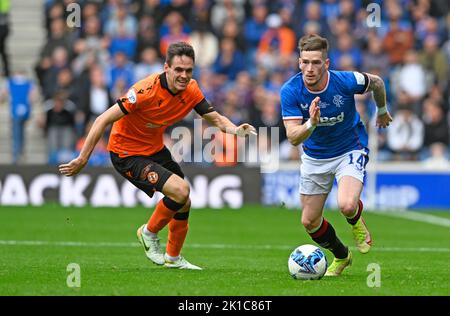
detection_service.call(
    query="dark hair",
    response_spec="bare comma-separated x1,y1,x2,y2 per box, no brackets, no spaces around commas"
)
166,42,195,66
298,34,329,59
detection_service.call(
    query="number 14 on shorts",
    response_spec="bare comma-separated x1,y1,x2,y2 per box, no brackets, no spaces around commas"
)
348,153,368,170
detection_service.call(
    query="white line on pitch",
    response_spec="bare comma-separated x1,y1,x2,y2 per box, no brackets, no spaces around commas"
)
372,211,450,228
0,240,449,253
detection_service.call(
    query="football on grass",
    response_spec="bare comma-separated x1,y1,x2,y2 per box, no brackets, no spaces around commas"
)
288,244,327,280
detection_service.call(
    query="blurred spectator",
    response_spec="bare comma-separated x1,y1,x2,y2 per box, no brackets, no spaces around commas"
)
243,3,268,57
392,50,428,105
0,0,10,77
44,1,66,38
72,16,110,75
104,3,138,39
213,37,245,81
321,0,340,24
256,13,296,72
414,15,442,45
251,92,282,136
107,51,134,90
220,88,247,123
137,0,164,26
111,77,128,102
233,71,254,109
338,0,357,26
265,70,285,93
108,26,137,61
294,1,329,37
210,0,245,35
42,46,71,100
190,25,219,70
219,18,246,52
329,33,363,69
2,70,37,163
422,98,449,148
77,65,113,136
162,0,191,23
337,54,355,71
418,35,449,89
188,0,212,31
302,20,322,38
134,47,163,81
387,104,424,161
55,67,78,103
159,11,191,56
362,36,390,78
35,18,75,89
39,91,77,165
135,15,160,59
40,18,75,59
81,2,100,23
383,4,414,65
445,12,450,60
422,142,450,169
328,16,351,48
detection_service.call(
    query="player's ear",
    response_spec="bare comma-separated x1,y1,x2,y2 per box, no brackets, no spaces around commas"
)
324,58,330,70
164,62,169,72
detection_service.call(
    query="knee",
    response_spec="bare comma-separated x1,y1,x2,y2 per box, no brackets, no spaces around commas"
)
301,216,321,232
171,181,190,204
339,200,358,217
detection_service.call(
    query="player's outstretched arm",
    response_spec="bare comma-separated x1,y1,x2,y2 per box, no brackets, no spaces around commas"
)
365,73,393,128
284,97,321,146
202,111,257,137
59,104,125,176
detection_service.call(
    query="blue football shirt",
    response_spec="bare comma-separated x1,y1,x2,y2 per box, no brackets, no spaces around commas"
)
280,70,370,159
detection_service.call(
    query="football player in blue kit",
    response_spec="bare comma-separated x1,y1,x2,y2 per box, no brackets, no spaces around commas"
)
280,34,392,276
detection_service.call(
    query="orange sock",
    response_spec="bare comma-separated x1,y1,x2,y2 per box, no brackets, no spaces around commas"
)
166,218,189,257
146,199,178,233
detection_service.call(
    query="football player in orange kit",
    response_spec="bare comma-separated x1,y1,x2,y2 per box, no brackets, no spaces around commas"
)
59,42,257,270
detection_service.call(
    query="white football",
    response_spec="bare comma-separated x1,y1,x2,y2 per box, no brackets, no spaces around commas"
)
288,244,327,280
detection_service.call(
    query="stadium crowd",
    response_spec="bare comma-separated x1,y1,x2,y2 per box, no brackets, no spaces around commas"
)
7,0,450,166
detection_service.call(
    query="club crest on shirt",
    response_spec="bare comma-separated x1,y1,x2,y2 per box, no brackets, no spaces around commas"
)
333,95,344,107
147,172,159,184
127,88,137,104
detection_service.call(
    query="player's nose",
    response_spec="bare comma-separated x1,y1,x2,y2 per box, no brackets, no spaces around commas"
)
179,70,188,78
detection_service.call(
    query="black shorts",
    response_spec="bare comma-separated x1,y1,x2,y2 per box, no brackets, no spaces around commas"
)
110,146,184,198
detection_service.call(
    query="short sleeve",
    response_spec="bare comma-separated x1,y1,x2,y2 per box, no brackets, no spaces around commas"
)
343,71,369,95
117,85,142,114
280,85,303,120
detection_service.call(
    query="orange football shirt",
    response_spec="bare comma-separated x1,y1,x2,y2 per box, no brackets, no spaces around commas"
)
107,73,205,157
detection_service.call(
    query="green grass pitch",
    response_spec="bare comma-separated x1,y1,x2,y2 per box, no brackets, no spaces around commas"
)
0,205,449,296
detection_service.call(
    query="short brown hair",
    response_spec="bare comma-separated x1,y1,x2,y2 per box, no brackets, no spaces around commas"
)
166,42,195,66
298,34,329,58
